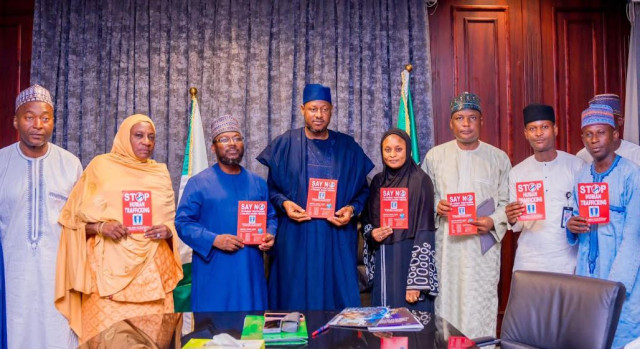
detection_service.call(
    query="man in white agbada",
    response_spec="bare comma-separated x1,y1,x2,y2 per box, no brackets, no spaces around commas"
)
505,104,583,273
576,93,640,165
421,92,510,338
0,85,82,348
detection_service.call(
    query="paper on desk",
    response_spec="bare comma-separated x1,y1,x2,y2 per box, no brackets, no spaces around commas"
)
477,198,497,255
182,337,265,349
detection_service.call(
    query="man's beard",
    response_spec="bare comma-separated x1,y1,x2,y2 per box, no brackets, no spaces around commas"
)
217,148,244,165
306,125,328,134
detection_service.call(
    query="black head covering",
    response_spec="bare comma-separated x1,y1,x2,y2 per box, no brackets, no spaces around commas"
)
365,128,436,244
523,104,555,126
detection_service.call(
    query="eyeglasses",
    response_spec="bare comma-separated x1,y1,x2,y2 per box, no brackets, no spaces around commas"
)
214,136,244,145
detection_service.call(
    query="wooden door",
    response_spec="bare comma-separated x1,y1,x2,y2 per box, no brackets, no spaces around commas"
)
0,1,34,148
431,1,524,158
541,0,629,153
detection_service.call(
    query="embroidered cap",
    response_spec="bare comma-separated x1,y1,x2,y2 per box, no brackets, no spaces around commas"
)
211,114,242,140
589,94,621,117
581,104,615,129
450,92,481,114
15,84,53,112
303,84,332,104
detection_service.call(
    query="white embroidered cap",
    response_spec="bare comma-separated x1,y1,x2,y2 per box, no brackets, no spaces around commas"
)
15,84,53,112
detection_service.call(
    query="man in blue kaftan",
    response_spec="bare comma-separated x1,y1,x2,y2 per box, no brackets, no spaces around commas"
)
176,115,277,311
257,84,374,310
567,104,640,347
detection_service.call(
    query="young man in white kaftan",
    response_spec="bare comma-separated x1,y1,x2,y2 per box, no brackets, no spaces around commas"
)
421,92,511,339
566,104,640,348
0,85,82,348
576,94,640,165
505,104,583,273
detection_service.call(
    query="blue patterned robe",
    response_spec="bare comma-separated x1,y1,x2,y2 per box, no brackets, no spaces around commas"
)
568,155,640,347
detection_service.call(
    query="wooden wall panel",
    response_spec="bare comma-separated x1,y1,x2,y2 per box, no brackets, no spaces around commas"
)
0,1,34,148
453,6,511,152
541,0,629,152
0,21,21,147
554,10,605,154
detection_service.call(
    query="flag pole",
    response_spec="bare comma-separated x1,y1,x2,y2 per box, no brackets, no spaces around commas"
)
398,64,420,164
189,87,198,99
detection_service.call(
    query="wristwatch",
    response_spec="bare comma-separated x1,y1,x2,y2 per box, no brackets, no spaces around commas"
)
345,205,356,218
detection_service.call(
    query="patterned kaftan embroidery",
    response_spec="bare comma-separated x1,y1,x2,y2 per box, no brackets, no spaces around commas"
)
407,242,439,296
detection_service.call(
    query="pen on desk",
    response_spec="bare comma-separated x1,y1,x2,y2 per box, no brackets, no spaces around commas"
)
311,324,330,337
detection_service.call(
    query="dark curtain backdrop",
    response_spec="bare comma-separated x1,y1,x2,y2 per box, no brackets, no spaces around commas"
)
31,0,435,191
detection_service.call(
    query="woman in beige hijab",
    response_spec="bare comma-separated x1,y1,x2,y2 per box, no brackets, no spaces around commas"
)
55,114,183,343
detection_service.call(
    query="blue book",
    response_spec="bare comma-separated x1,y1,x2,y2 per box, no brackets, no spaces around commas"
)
368,307,424,332
327,307,389,329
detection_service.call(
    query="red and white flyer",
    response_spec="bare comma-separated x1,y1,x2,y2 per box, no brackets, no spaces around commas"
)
306,178,338,218
380,337,409,349
122,190,152,233
237,201,267,244
515,180,546,221
447,192,477,235
447,336,476,349
380,188,409,229
578,182,610,224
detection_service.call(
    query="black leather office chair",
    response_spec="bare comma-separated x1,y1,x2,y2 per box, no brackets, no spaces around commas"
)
478,270,626,349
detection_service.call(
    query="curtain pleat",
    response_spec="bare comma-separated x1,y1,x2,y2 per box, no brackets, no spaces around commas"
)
31,0,436,192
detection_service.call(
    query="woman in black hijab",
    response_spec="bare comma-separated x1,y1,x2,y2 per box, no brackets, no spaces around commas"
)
362,128,438,312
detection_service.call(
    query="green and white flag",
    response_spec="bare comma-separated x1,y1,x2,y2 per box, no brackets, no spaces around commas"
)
174,91,209,313
178,95,209,203
397,68,420,164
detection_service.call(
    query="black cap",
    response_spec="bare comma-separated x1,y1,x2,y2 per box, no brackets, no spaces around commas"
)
523,104,555,125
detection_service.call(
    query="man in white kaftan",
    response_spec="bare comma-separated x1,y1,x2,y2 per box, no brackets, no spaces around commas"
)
421,92,510,338
0,85,82,349
575,94,640,165
506,104,584,273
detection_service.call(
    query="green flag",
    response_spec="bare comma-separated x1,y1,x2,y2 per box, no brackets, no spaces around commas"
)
174,90,209,313
397,68,420,164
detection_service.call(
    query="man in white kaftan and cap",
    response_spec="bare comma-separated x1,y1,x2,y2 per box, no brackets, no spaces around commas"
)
0,84,82,348
421,92,511,339
505,104,584,273
576,94,640,165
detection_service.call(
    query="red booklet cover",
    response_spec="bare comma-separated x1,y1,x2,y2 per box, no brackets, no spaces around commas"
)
515,180,546,221
447,192,477,235
122,190,152,233
306,178,338,218
578,182,610,224
448,336,476,348
380,337,409,349
237,201,267,244
380,188,409,229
